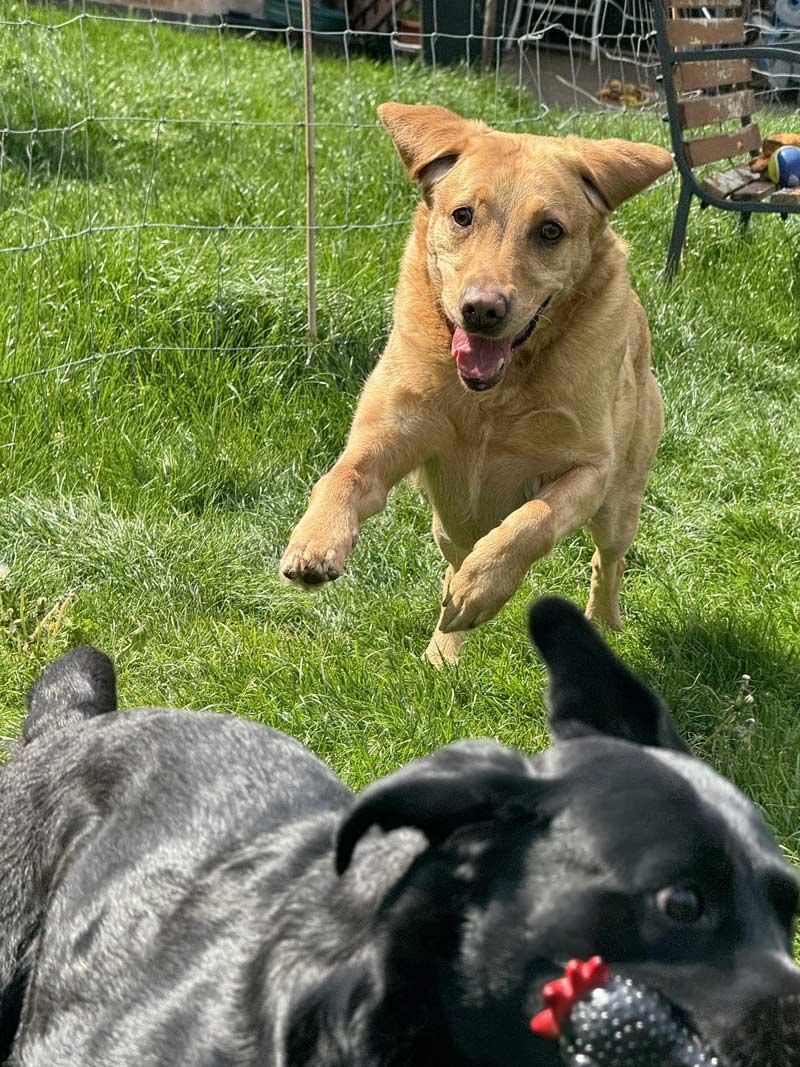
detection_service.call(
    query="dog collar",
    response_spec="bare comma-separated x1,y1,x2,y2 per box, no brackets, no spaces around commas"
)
529,957,610,1039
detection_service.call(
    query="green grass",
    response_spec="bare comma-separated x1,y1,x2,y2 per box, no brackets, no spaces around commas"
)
0,0,799,887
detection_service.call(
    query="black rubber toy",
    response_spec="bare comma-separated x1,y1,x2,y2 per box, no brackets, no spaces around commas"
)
559,975,720,1067
530,958,720,1067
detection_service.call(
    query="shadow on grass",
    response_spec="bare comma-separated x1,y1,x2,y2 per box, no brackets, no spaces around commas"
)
0,124,114,186
631,610,797,793
624,609,800,836
631,610,799,733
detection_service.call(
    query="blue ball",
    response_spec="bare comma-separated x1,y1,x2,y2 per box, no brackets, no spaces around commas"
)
768,145,800,188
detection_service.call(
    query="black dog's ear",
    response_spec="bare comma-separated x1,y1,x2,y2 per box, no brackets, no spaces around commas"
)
25,645,117,744
336,740,552,875
528,597,687,752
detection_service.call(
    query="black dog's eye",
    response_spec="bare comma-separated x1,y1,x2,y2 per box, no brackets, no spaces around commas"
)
452,207,473,228
539,220,565,243
656,886,704,923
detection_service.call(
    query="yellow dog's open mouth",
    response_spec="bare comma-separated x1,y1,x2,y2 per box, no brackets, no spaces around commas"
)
451,299,550,391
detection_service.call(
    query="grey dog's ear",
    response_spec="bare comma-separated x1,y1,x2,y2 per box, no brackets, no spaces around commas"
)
25,645,117,744
528,597,687,752
336,740,554,875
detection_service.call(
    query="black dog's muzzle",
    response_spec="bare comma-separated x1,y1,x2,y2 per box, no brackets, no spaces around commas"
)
720,993,800,1067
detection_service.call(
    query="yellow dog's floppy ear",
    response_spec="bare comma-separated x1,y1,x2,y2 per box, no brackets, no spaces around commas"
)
378,102,487,193
565,137,673,212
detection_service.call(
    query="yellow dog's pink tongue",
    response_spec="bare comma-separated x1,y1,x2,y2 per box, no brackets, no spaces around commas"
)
451,328,513,380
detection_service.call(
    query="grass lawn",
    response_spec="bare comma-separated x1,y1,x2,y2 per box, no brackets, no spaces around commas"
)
0,0,799,887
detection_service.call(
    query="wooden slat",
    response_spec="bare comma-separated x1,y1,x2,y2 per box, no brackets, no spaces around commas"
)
730,180,776,201
349,0,398,24
701,164,754,197
683,122,761,166
675,58,752,91
678,89,754,129
667,17,745,47
770,188,800,205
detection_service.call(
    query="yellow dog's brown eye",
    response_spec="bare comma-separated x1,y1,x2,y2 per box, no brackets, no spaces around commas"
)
452,207,473,228
540,221,564,243
656,886,704,923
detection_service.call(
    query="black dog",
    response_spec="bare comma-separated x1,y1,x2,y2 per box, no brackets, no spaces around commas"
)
0,597,798,1066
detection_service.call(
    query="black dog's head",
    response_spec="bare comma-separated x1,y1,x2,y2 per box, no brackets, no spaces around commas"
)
336,597,800,1065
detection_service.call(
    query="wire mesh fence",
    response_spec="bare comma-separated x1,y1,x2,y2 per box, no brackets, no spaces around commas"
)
0,0,797,394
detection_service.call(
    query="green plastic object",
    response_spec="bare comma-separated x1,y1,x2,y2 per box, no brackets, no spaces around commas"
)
262,0,348,31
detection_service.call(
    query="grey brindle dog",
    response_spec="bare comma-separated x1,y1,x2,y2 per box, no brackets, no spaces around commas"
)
0,597,797,1066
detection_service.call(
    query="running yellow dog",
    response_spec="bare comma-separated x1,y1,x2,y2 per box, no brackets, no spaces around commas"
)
281,103,672,664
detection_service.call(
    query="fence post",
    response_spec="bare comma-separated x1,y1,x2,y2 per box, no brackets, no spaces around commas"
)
482,0,498,70
301,0,318,349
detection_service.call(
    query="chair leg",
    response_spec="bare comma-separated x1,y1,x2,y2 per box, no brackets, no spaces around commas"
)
667,181,692,278
739,211,752,234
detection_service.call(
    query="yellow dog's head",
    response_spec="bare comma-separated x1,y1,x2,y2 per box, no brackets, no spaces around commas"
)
379,103,672,391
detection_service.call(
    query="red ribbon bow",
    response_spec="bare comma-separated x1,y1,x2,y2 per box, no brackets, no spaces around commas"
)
529,956,611,1040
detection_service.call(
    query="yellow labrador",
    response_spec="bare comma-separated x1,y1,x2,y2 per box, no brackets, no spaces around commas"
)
281,104,672,664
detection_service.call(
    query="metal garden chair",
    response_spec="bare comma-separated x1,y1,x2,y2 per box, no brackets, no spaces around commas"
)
653,0,800,275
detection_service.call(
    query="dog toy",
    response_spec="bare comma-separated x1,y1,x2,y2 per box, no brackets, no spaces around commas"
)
749,133,800,174
768,145,800,188
530,957,721,1066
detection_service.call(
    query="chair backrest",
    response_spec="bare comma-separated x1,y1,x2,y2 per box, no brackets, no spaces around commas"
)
657,0,761,172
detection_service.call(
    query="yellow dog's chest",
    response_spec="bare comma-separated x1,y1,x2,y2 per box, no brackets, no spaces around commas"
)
415,434,562,550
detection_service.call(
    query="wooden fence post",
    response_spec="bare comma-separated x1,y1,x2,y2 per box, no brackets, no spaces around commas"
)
482,0,498,70
301,0,318,349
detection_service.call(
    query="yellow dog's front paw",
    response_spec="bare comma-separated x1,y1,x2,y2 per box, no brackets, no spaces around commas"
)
423,630,465,668
439,557,519,633
279,541,346,588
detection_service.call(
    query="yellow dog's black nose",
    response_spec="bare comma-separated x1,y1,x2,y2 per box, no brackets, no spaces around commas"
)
460,285,509,332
